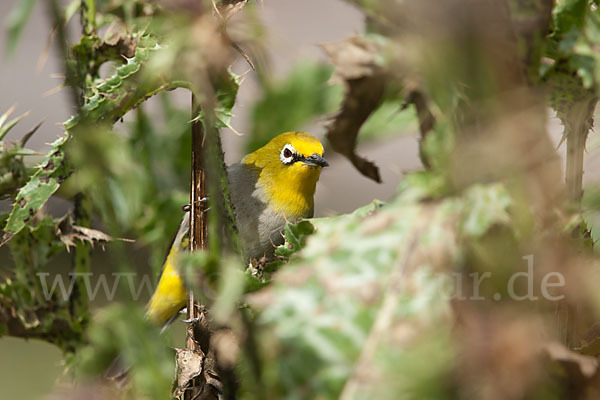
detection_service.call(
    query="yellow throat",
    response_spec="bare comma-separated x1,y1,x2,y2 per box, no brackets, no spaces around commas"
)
242,132,327,217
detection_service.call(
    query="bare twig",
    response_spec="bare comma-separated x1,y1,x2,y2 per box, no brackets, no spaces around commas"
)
404,90,435,169
183,94,210,400
565,97,598,205
47,0,82,108
211,0,255,71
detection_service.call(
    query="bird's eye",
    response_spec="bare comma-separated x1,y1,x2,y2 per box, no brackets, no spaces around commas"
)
280,144,295,164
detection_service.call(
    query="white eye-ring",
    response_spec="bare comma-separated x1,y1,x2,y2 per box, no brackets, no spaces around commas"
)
280,144,295,164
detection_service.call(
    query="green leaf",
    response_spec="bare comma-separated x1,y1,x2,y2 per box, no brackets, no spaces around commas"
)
274,220,315,260
552,0,588,37
460,183,512,237
4,0,38,56
245,178,531,398
4,136,68,234
358,99,417,143
193,68,242,131
397,171,448,202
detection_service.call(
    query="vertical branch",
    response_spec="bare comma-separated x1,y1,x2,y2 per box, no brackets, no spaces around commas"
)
48,0,91,330
566,124,585,205
562,96,596,347
48,0,82,108
565,97,597,206
184,94,209,399
70,193,92,321
81,0,96,35
189,94,208,260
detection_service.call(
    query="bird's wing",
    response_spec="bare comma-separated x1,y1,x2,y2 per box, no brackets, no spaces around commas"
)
145,212,189,326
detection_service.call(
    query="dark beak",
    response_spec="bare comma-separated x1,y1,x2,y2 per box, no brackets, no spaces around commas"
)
303,153,329,167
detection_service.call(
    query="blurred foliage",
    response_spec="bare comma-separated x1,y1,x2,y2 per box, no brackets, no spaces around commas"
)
246,181,511,398
4,0,38,56
3,0,600,399
0,108,38,199
357,99,417,143
247,63,343,153
75,303,175,399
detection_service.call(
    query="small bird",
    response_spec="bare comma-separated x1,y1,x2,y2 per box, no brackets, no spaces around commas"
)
146,132,328,326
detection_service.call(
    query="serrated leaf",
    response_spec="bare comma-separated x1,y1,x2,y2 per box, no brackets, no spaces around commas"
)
3,36,187,239
193,68,242,131
3,135,67,235
274,220,315,259
247,177,529,398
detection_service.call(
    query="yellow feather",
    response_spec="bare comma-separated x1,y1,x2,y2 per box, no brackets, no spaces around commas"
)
243,132,324,216
146,216,189,325
146,132,325,327
146,243,188,325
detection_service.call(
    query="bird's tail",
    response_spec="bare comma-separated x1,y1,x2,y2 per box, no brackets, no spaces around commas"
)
104,212,190,383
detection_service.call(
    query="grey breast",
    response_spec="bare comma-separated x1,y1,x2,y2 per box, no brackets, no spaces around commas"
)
227,163,288,261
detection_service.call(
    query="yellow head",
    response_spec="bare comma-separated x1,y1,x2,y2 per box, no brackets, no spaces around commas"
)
242,132,328,217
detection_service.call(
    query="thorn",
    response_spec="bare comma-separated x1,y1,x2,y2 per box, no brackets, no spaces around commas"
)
20,120,44,146
43,85,64,97
181,197,209,212
232,41,256,71
181,317,201,323
0,110,31,141
0,232,14,248
36,25,57,74
210,0,224,20
227,122,244,136
1,105,17,125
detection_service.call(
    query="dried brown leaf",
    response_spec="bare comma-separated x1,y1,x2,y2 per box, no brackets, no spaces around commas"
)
544,341,599,380
175,348,204,393
322,37,386,183
404,90,435,168
323,37,381,81
215,0,248,21
103,21,128,47
56,214,133,251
